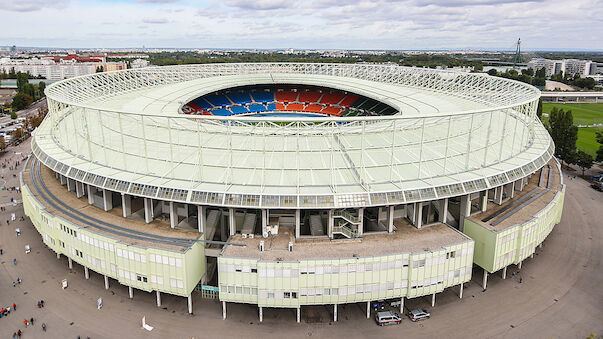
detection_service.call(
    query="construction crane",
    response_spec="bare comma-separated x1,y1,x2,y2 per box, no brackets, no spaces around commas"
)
512,38,521,69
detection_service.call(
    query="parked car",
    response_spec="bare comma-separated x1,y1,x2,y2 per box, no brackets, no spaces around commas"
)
408,309,430,322
375,311,401,326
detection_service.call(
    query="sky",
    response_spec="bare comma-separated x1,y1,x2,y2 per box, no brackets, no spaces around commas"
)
0,0,602,50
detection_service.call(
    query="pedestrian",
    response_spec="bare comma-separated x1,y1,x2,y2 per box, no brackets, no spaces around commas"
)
37,301,41,308
0,248,3,255
17,278,21,284
13,332,17,339
23,319,28,327
17,329,21,338
30,317,34,325
7,306,10,314
13,303,16,311
42,323,46,332
519,277,523,283
13,281,16,287
13,258,16,265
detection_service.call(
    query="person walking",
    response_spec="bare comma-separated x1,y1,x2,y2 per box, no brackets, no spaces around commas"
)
42,323,46,332
30,317,34,325
23,319,28,327
13,303,16,311
13,258,16,265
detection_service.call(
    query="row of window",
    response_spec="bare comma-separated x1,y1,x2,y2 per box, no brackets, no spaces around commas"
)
61,223,77,238
87,255,106,270
498,230,519,245
118,268,148,283
220,285,258,296
116,248,147,263
150,254,183,268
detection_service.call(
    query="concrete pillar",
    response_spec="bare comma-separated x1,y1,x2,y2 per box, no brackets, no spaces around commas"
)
431,293,436,307
388,205,394,233
129,286,133,299
144,198,153,224
122,194,131,218
297,307,301,323
197,205,206,234
170,202,177,229
222,301,227,320
87,185,94,205
259,306,263,322
156,291,161,307
415,202,423,229
518,261,522,269
68,257,73,270
56,253,61,259
459,283,464,299
531,253,534,259
482,269,488,290
481,189,488,212
366,301,370,319
539,243,543,249
400,297,404,313
459,195,471,232
328,210,334,239
75,181,84,198
188,294,193,314
84,266,89,279
229,208,236,236
505,182,515,200
440,198,448,224
261,209,268,237
357,208,364,237
59,174,66,185
502,266,507,279
333,304,337,322
295,209,301,239
408,203,416,224
104,275,109,290
494,186,504,205
66,178,73,192
102,189,113,211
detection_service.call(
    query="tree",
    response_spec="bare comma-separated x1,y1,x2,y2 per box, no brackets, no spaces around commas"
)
16,72,28,92
576,150,594,176
535,67,546,78
11,92,33,111
487,68,498,76
531,77,546,87
536,98,543,119
547,107,578,166
11,127,24,140
522,68,534,76
0,136,5,151
10,111,17,119
38,81,46,97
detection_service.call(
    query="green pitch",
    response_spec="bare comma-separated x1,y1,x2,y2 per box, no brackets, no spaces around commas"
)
542,103,602,157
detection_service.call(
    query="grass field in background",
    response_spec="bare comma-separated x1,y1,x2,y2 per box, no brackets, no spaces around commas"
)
541,103,602,157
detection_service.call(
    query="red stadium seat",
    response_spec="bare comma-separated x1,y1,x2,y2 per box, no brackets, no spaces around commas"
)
275,91,298,102
338,94,359,107
286,103,304,111
321,106,343,116
319,93,345,105
298,91,322,103
275,103,286,110
304,104,323,112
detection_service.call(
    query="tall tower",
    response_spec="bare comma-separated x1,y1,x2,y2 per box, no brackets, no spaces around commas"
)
512,38,521,69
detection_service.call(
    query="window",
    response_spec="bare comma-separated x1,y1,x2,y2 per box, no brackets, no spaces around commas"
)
292,292,298,298
284,292,291,299
412,259,426,268
267,292,274,299
251,268,257,273
136,274,148,283
446,251,456,259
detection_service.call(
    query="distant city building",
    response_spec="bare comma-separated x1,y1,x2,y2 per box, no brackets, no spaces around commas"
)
130,58,150,69
0,54,127,80
527,58,597,77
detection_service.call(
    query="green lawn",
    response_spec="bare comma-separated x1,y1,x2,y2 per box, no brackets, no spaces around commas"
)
541,103,603,157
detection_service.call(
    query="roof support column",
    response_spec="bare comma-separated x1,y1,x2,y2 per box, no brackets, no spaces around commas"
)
122,193,131,218
104,275,109,290
494,186,504,205
482,268,488,290
439,198,448,224
144,198,153,224
357,208,364,237
75,180,84,198
229,208,236,236
431,293,436,307
459,283,463,299
388,205,394,233
197,205,206,234
188,294,193,314
102,189,112,211
481,189,488,212
505,182,515,200
459,195,471,232
295,209,301,239
87,184,94,205
170,201,177,229
129,286,134,299
259,306,263,323
328,210,334,239
333,304,337,322
66,177,74,192
222,301,227,320
415,202,423,229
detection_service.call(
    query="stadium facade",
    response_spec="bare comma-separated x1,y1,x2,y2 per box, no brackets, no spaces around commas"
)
20,63,564,321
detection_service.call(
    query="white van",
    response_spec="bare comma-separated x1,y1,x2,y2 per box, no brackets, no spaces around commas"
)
375,311,401,326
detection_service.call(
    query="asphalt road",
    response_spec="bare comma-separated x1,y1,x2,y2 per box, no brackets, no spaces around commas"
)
0,138,601,339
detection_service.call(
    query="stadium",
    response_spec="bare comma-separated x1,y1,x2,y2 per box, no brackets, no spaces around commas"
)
20,63,564,322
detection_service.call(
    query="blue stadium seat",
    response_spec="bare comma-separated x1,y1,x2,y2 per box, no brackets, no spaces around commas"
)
193,98,214,109
205,94,231,107
211,108,233,116
266,103,276,111
230,106,249,114
228,92,252,104
251,91,274,103
248,104,267,112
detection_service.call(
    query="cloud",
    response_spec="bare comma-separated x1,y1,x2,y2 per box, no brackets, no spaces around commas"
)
137,0,179,3
142,17,169,24
224,0,291,10
0,0,69,12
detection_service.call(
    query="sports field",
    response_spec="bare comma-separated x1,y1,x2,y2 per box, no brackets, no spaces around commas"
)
542,103,602,157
